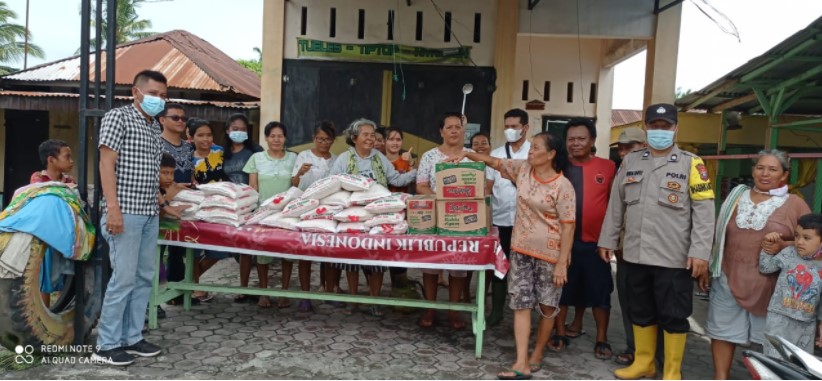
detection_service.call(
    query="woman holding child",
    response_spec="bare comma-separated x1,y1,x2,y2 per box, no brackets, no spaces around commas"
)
706,149,811,379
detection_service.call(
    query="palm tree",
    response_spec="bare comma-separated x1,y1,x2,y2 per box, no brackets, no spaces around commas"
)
77,0,154,53
0,1,45,73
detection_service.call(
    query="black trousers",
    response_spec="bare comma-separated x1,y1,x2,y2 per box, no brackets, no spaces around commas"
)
625,262,692,334
492,225,513,284
162,245,186,283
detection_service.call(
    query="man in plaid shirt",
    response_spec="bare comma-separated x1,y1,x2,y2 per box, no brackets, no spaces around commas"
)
92,70,167,366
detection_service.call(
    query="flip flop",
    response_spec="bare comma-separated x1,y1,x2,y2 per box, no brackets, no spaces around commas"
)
497,370,532,380
614,352,634,366
258,296,273,309
548,335,570,352
595,342,614,360
233,294,259,303
418,310,436,329
368,305,386,317
528,363,542,373
277,297,291,309
565,324,586,339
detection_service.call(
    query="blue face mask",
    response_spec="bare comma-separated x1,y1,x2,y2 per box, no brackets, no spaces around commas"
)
137,89,166,117
646,129,675,150
229,131,248,143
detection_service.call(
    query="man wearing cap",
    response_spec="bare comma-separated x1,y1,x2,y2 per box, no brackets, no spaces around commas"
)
599,104,715,380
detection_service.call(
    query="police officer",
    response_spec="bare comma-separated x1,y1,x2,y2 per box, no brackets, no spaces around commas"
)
598,103,715,380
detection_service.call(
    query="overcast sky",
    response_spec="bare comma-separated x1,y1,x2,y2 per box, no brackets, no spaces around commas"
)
8,0,822,110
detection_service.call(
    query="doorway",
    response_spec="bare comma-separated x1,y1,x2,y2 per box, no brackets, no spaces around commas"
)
3,110,50,207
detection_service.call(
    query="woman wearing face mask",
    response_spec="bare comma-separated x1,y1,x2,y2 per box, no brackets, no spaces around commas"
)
221,114,265,304
223,114,263,185
705,150,811,379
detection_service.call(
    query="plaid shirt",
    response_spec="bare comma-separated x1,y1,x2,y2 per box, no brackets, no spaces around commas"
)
99,104,162,216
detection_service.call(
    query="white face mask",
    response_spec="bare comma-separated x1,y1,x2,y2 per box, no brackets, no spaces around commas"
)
504,128,522,143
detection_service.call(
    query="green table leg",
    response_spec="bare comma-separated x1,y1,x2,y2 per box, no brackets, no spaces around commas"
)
148,246,161,329
474,270,486,359
184,247,194,311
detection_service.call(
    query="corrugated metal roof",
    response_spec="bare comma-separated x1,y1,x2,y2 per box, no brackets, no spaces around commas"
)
611,109,642,128
675,16,822,115
2,30,260,99
0,90,259,109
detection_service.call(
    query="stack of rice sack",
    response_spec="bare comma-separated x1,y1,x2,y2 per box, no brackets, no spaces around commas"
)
194,182,259,227
246,174,409,235
170,189,205,220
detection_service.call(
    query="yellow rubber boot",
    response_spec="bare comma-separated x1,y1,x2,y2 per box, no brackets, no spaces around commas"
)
663,331,687,380
614,325,658,380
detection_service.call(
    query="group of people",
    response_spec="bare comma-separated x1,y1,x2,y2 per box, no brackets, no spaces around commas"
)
41,68,821,378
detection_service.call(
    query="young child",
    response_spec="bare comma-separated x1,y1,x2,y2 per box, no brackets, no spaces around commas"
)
159,153,188,219
760,213,822,357
31,139,76,185
31,139,76,307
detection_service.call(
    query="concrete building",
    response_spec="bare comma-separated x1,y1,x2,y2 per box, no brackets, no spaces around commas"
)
258,0,683,156
0,30,261,205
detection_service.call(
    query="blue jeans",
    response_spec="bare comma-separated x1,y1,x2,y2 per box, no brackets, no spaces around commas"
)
97,213,159,350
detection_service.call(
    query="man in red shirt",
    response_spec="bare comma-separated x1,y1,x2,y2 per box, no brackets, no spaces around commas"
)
549,118,616,359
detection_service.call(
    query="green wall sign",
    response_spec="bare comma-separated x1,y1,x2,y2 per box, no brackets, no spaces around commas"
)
297,38,472,65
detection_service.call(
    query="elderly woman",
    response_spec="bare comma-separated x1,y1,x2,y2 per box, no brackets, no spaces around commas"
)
446,132,575,380
330,118,417,316
705,149,811,379
415,112,478,330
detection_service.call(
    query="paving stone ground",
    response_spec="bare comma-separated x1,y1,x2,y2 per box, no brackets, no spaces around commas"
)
1,259,748,379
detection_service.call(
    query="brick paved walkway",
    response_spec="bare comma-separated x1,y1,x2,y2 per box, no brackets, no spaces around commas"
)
1,259,749,379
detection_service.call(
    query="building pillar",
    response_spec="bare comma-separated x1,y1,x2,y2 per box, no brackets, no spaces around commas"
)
260,0,286,146
643,3,682,108
489,0,519,147
595,65,615,158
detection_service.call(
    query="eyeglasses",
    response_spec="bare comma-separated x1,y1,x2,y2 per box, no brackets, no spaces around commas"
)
314,137,333,144
165,115,188,122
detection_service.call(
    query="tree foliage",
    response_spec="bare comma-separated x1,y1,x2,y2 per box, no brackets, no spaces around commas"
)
236,47,262,76
0,1,45,72
77,0,155,53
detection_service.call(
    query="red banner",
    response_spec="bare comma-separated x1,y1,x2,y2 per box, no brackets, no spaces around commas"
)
159,221,508,278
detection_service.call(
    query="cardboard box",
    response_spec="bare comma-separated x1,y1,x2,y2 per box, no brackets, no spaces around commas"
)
435,162,486,200
436,199,489,236
407,195,437,234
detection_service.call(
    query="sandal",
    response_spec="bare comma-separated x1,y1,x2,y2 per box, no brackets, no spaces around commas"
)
233,294,259,303
565,324,586,339
548,335,569,352
594,341,614,360
418,310,436,328
497,370,532,380
528,363,542,373
277,297,291,309
342,305,358,316
368,305,386,317
193,292,214,302
448,314,467,331
167,296,200,306
614,351,634,366
258,296,272,309
297,299,313,313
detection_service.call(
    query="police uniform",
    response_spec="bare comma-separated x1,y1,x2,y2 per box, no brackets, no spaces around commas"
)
598,103,715,380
